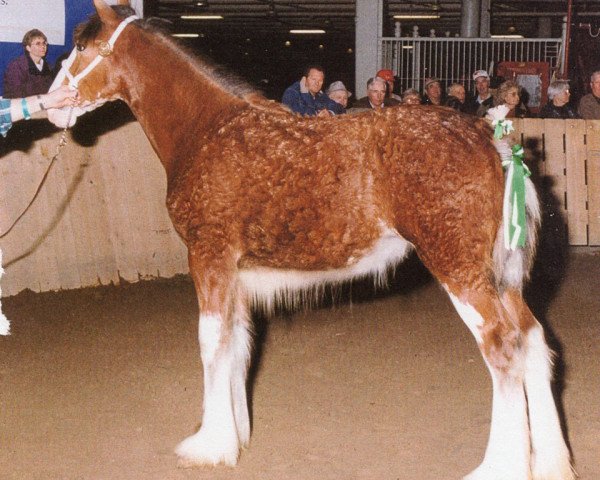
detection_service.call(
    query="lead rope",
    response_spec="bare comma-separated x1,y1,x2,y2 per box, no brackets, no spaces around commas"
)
0,106,74,239
0,105,74,336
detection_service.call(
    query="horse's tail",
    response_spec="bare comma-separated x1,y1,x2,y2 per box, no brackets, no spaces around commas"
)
492,140,541,293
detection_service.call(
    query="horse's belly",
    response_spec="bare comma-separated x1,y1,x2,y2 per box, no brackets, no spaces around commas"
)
239,227,412,312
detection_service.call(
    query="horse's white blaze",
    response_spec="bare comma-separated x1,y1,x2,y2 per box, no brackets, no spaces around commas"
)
525,326,575,480
240,225,412,313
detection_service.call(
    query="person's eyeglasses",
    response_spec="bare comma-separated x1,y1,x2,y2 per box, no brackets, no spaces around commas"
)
31,41,48,46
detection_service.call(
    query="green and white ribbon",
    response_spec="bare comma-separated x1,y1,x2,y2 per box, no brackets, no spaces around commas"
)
492,118,514,139
501,144,531,250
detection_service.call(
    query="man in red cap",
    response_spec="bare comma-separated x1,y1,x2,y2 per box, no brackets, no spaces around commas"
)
376,69,402,102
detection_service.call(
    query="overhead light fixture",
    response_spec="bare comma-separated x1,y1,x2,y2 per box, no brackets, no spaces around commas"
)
491,34,524,38
172,33,200,38
393,14,440,20
289,29,326,34
181,15,223,20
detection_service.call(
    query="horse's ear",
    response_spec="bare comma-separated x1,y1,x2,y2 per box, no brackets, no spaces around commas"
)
93,0,120,23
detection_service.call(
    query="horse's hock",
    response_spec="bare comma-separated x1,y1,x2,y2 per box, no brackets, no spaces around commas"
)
0,118,598,297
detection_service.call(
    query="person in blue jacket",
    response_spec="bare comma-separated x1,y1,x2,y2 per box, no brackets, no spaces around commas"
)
281,65,343,117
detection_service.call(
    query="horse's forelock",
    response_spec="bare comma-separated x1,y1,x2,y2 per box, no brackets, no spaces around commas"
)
74,5,136,46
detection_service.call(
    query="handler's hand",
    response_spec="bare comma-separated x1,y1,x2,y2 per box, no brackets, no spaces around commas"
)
44,86,79,109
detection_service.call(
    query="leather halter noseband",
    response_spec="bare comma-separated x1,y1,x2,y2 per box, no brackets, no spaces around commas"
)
61,15,138,89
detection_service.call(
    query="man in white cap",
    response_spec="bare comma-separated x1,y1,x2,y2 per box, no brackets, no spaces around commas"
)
326,81,352,111
464,69,494,115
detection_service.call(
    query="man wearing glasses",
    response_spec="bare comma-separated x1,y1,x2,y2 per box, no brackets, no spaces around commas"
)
3,29,54,98
578,70,600,119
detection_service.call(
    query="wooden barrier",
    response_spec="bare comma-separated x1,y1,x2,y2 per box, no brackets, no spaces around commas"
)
1,116,598,297
511,118,600,246
0,118,188,297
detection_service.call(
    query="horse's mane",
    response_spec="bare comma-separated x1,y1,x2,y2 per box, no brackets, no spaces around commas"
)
74,5,260,101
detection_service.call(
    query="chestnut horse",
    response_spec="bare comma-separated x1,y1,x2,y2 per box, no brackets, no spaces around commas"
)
48,1,574,478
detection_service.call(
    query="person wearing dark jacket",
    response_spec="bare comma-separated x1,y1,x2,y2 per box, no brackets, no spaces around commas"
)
352,76,400,109
281,65,343,117
538,80,580,119
444,83,467,112
421,77,445,106
464,69,494,115
3,29,54,98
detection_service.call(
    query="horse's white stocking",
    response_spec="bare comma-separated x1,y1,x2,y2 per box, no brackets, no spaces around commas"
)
176,313,240,467
448,292,530,480
464,370,530,480
525,325,575,480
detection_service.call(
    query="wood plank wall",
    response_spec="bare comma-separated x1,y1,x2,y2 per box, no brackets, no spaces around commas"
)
512,118,599,246
0,121,188,297
1,119,598,297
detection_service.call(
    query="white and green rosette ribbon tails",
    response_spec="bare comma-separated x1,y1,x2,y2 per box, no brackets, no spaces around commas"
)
0,247,10,335
502,144,531,250
487,105,530,251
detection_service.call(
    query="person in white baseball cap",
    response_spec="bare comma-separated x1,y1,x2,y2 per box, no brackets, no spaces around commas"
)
465,69,494,115
472,70,489,81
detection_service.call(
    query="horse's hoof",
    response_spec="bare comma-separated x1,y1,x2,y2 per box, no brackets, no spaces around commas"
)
531,462,577,480
175,431,239,468
463,464,530,480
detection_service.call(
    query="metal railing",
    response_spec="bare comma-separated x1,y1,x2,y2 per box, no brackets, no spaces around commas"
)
379,37,563,92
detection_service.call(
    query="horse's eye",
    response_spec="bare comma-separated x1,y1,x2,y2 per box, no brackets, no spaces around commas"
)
76,43,85,52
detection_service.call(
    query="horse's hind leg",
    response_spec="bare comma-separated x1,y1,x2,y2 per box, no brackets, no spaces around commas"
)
445,283,531,480
175,246,252,467
501,289,575,480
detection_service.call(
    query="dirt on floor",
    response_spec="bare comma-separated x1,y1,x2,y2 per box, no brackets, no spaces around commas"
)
1,252,599,480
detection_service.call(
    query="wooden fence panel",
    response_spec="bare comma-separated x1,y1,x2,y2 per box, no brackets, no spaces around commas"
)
520,118,546,177
564,121,588,245
0,122,187,297
543,120,568,219
586,121,600,245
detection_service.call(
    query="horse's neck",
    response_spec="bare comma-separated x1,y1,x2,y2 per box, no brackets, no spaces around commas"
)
117,32,245,177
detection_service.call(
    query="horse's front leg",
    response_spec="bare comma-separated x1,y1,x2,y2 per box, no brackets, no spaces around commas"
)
175,246,252,467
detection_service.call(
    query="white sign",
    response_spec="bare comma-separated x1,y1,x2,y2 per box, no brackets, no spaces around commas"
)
0,0,66,45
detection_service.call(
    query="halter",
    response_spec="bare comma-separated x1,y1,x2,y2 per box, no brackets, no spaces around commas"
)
61,15,138,89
